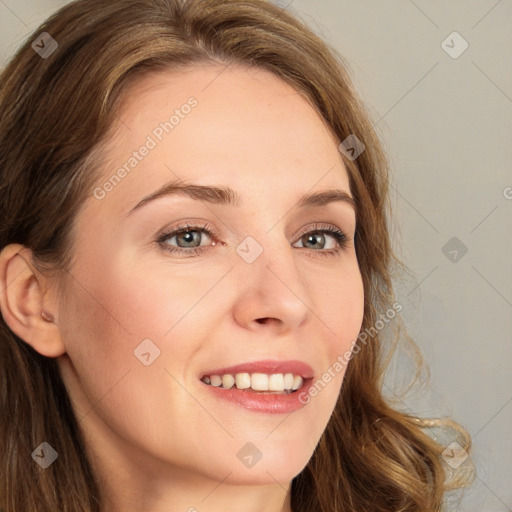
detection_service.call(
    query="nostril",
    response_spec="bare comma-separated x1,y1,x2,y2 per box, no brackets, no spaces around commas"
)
256,317,277,325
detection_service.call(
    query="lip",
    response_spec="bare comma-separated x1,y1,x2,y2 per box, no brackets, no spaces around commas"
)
200,359,315,379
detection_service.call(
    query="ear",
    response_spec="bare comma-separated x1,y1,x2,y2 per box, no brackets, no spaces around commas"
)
0,243,65,357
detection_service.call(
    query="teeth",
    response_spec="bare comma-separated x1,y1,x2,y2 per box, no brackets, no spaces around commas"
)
222,374,235,389
268,373,284,391
210,375,222,387
251,373,268,391
283,373,294,389
235,373,251,389
292,375,303,390
202,372,306,392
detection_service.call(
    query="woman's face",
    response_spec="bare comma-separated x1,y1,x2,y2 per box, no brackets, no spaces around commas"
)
56,64,364,491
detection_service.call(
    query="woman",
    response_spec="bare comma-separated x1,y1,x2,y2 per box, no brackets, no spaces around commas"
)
0,0,473,510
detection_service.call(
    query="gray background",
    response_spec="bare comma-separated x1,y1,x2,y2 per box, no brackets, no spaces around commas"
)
1,0,510,510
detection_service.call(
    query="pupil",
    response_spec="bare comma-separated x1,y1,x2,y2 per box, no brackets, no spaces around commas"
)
180,230,200,247
306,233,324,249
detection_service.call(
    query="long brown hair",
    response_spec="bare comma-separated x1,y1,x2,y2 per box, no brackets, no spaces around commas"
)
0,0,474,510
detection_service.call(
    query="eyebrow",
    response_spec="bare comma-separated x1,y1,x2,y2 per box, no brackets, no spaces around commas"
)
127,180,357,215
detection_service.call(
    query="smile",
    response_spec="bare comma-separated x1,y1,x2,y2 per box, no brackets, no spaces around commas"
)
201,372,304,393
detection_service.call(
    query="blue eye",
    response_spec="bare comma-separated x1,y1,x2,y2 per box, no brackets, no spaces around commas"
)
293,225,349,253
157,222,216,257
156,222,352,258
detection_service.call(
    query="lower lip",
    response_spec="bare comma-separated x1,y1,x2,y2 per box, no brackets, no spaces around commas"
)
201,379,313,414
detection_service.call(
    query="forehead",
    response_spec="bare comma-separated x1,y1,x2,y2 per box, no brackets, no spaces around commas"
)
91,64,351,215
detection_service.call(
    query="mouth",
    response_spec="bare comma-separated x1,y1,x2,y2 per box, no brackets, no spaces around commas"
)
201,372,306,394
199,360,314,414
199,359,313,397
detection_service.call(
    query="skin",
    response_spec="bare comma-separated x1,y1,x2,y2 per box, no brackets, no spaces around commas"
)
0,64,364,512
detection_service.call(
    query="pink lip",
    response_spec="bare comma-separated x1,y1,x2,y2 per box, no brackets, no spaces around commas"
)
202,378,314,414
201,359,315,379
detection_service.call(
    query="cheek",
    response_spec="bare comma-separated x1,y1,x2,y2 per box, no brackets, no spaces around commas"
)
57,263,204,448
62,255,202,346
58,257,220,408
99,260,218,339
305,262,364,401
57,270,140,412
316,261,365,353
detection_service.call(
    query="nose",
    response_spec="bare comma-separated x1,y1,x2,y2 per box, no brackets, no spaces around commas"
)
231,240,310,334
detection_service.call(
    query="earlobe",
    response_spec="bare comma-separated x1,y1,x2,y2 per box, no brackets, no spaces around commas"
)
0,243,66,357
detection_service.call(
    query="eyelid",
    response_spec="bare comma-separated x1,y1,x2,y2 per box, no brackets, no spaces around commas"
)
157,221,220,243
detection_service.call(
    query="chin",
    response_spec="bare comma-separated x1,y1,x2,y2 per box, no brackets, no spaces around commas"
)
222,460,309,487
205,438,316,486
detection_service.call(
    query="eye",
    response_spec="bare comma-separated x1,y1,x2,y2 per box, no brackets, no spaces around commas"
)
156,222,352,258
157,222,217,257
292,224,350,258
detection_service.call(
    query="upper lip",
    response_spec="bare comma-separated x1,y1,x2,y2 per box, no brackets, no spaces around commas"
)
201,359,314,379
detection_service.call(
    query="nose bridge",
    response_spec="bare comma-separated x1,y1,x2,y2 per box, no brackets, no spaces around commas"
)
232,226,310,329
237,224,296,282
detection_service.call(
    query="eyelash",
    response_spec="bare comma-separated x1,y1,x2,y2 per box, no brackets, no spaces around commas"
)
156,222,352,259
